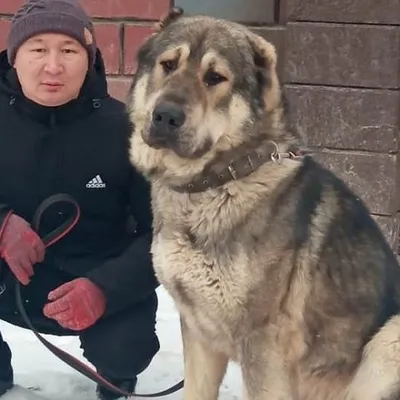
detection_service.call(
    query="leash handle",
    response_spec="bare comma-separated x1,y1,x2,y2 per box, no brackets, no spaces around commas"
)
7,193,184,398
31,193,81,247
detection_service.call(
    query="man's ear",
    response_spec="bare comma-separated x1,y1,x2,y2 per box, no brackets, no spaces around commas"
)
247,33,281,113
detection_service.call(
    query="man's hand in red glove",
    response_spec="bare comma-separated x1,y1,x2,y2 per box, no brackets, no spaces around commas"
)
0,213,45,285
43,277,106,331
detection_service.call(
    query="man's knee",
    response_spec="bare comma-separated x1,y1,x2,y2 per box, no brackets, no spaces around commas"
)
79,294,160,378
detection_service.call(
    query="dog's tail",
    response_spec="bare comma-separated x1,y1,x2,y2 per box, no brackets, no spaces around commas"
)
345,314,400,400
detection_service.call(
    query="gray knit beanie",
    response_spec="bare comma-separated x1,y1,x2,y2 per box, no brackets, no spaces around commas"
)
7,0,97,65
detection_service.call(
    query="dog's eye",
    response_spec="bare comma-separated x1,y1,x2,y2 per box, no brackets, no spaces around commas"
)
160,59,177,73
204,71,227,87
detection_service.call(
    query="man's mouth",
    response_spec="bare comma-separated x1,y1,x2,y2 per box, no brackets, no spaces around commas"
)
42,82,63,87
42,82,64,91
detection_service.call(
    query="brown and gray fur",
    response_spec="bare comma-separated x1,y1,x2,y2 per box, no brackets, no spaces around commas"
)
127,9,400,400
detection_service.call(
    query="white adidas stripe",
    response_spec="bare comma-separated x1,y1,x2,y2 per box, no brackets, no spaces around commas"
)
86,174,106,188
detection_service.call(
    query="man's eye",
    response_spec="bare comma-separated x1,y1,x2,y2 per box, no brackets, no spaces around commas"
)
62,49,77,54
32,48,46,53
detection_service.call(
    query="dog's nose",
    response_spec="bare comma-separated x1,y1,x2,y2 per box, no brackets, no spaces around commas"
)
152,103,186,131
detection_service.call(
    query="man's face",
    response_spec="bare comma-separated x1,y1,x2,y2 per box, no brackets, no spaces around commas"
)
13,33,89,107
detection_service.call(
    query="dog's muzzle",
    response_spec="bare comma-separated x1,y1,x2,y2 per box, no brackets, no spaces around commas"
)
148,102,186,148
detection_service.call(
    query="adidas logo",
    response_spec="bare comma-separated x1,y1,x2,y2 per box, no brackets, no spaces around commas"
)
86,174,106,189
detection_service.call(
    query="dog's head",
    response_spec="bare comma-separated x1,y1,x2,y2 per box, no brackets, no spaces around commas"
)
128,9,287,180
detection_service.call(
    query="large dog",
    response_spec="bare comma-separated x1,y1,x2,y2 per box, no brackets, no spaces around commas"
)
127,8,400,400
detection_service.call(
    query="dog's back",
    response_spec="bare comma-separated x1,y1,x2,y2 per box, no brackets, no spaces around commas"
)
263,156,400,399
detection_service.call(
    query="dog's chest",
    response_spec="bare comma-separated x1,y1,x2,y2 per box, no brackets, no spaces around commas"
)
151,196,252,349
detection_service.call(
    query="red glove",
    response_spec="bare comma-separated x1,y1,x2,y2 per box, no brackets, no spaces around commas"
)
0,213,45,285
43,278,106,331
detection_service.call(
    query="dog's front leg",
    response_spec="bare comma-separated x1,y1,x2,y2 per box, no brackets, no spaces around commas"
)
240,340,293,400
241,360,293,400
181,318,229,400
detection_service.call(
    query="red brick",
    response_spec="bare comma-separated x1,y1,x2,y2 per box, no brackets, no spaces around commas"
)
107,76,132,102
0,0,170,20
94,23,120,74
124,25,154,75
0,19,11,51
0,0,24,15
81,0,170,20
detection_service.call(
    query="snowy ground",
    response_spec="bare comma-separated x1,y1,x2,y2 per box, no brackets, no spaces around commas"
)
1,287,241,399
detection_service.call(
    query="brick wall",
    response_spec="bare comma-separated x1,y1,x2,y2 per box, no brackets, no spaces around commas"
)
229,1,400,248
280,0,400,249
0,0,171,101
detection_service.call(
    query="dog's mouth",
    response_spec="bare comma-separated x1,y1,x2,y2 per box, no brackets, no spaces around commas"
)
141,101,212,159
143,124,212,160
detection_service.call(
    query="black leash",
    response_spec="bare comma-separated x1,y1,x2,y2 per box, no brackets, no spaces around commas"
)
8,193,184,398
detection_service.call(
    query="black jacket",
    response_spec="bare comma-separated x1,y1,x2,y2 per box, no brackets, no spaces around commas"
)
0,49,158,315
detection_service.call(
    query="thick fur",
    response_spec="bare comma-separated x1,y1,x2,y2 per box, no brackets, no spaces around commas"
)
127,11,400,400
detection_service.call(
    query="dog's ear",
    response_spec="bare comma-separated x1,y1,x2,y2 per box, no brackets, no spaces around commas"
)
154,7,184,32
247,33,281,112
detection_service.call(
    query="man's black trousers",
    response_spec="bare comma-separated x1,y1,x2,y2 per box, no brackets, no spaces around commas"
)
0,266,160,381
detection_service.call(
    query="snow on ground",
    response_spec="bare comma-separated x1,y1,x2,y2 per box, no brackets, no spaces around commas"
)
0,287,242,399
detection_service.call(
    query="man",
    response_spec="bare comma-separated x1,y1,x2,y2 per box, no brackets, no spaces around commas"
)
0,1,160,399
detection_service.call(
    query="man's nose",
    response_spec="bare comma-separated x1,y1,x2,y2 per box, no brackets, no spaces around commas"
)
43,53,63,74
